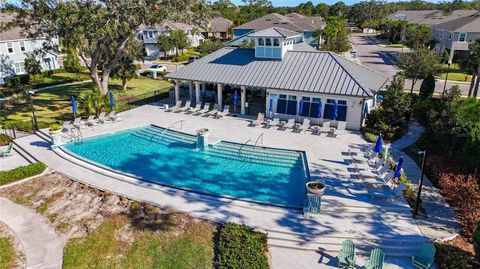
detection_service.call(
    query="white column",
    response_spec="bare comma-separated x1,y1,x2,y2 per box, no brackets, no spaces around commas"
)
217,83,223,108
188,81,193,101
241,86,246,115
195,82,201,104
174,80,180,102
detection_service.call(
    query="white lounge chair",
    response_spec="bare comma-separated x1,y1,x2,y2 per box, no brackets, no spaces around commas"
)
369,183,406,199
205,104,219,117
215,105,230,119
85,115,97,126
186,103,201,114
335,121,347,136
166,101,182,112
361,167,393,185
72,117,83,129
97,112,108,124
321,121,331,134
194,103,210,115
108,111,122,122
176,101,191,113
267,118,280,129
296,119,311,133
251,113,265,127
283,119,295,130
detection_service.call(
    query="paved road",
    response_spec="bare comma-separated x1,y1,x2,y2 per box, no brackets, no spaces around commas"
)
351,33,470,95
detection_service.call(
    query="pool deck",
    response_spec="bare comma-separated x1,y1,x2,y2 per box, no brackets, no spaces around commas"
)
14,104,426,268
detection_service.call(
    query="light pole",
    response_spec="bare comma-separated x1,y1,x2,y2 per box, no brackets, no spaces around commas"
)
414,150,427,216
442,60,452,97
26,90,38,132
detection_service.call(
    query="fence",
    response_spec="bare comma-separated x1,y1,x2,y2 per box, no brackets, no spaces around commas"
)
116,89,173,112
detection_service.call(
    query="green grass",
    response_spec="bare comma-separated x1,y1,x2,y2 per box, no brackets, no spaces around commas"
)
0,237,16,269
1,77,172,124
385,43,405,48
436,63,472,82
30,71,91,89
63,216,214,269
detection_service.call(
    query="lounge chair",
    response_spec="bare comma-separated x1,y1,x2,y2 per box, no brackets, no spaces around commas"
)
71,117,83,129
359,162,389,179
194,103,210,115
215,105,230,119
97,112,108,124
368,183,405,199
363,170,395,186
283,119,295,130
266,118,280,129
321,121,331,134
205,104,219,117
337,239,356,268
166,101,182,112
337,121,346,133
296,119,311,133
412,243,436,269
85,115,97,126
176,101,191,113
109,111,122,122
251,113,265,127
0,143,14,157
186,103,201,114
365,248,385,269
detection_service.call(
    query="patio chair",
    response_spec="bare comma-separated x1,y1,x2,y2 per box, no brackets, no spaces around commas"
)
166,101,182,112
266,118,280,129
215,105,230,119
283,119,295,130
368,183,405,199
72,117,83,129
97,112,108,124
321,121,331,134
0,143,14,157
337,239,356,268
363,170,395,186
250,113,265,127
109,111,122,122
359,162,389,179
365,248,385,269
186,103,201,114
412,243,436,269
296,118,311,133
194,103,210,115
176,101,191,113
205,104,219,117
85,115,97,127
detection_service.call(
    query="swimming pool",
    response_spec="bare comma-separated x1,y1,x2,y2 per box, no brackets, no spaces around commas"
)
64,125,309,208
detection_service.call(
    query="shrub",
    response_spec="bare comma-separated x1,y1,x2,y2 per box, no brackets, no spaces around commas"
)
435,243,474,269
64,49,82,73
362,130,378,143
4,75,29,88
0,134,11,146
49,123,61,131
419,73,436,97
2,120,51,133
474,222,480,260
0,162,47,186
218,223,269,269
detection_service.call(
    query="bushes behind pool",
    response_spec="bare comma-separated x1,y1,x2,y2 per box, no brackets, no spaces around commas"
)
0,134,11,146
0,162,47,186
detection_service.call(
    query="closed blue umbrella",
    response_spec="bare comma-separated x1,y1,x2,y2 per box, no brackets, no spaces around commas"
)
70,95,77,119
364,102,370,114
233,90,238,112
395,157,404,178
374,133,383,154
332,100,338,120
269,96,273,116
316,100,322,118
109,91,115,110
298,100,303,117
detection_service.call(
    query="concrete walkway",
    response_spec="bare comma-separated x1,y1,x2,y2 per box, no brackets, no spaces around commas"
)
390,120,460,241
0,198,65,269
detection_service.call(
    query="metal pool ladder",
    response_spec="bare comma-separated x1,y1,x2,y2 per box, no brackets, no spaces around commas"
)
157,120,185,140
254,133,264,148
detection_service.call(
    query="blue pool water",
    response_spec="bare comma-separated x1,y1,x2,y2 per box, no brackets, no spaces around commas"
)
64,125,308,208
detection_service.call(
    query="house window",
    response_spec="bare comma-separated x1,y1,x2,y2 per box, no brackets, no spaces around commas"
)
258,38,264,46
300,97,310,116
286,95,297,115
323,99,347,121
14,62,25,74
265,38,272,46
276,94,297,115
300,97,322,117
273,38,279,46
276,94,287,114
7,42,13,53
20,41,26,52
148,31,153,38
459,33,467,42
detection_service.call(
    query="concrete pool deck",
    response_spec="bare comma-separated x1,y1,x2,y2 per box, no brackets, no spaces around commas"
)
14,104,426,268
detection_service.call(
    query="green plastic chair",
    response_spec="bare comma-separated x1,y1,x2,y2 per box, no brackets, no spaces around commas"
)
365,248,384,269
0,143,14,157
412,242,436,269
337,239,356,268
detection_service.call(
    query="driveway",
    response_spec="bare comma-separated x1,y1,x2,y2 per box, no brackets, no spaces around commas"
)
351,33,470,95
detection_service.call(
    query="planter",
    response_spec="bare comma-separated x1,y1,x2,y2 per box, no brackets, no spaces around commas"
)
306,181,326,196
49,129,62,136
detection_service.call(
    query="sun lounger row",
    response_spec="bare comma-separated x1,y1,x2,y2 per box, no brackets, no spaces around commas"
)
337,240,436,269
250,113,346,136
166,101,230,119
67,111,120,129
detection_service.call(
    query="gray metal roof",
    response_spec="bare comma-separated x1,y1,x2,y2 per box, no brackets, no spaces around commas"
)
165,47,388,98
248,27,301,38
432,12,480,32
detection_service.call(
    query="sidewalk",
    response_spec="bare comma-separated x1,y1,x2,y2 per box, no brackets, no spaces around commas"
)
0,198,66,269
390,121,460,241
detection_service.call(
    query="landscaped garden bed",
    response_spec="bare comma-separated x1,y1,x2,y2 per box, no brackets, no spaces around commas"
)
0,162,47,186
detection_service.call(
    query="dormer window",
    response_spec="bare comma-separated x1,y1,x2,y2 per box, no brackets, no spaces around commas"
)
273,38,279,46
258,38,264,46
265,38,272,46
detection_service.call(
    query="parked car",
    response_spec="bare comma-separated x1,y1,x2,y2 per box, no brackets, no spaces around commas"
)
146,65,167,73
187,56,200,64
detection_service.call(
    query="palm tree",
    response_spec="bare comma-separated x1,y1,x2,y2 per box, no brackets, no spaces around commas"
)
312,28,323,50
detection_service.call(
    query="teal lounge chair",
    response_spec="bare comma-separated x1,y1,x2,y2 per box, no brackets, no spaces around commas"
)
337,239,356,268
412,243,436,269
365,248,384,269
0,143,14,157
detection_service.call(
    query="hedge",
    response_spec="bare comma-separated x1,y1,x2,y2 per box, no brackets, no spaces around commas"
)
2,120,51,133
218,223,269,269
0,134,11,146
435,243,474,269
0,162,47,186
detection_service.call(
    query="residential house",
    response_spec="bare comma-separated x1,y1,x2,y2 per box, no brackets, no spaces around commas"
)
166,27,387,130
388,10,480,62
137,21,204,60
0,13,59,84
201,17,233,40
228,13,325,48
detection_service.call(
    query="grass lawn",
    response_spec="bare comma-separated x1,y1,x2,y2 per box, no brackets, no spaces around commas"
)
0,237,16,269
436,63,472,82
385,43,405,48
63,215,215,269
30,71,91,88
1,77,172,125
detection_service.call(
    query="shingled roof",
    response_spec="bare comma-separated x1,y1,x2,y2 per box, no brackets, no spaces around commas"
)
388,10,478,26
432,12,480,32
165,47,388,98
0,13,28,42
234,13,325,32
